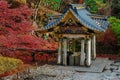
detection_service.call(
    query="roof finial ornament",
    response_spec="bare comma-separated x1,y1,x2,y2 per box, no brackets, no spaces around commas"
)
78,0,84,4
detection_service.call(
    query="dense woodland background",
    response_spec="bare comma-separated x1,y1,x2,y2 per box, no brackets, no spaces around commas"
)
0,0,120,63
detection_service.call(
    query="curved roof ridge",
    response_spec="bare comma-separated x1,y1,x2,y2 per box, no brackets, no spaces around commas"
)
70,8,105,31
41,14,64,30
89,14,109,19
70,4,86,10
38,4,109,32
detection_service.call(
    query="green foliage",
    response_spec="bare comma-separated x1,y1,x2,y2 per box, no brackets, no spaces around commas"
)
96,0,106,8
15,0,26,4
84,0,109,13
108,17,120,43
0,56,23,74
84,0,98,13
45,0,61,10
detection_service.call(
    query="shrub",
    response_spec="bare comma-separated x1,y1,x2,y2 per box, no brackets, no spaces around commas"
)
0,56,24,77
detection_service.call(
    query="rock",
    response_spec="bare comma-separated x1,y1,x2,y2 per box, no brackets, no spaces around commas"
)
104,70,111,73
113,70,120,73
24,77,34,80
116,73,120,76
105,66,110,70
114,62,120,66
118,67,120,70
111,66,118,70
105,65,118,71
117,74,120,79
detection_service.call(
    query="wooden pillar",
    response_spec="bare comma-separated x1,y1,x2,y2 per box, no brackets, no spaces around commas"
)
63,38,67,66
91,35,96,60
57,38,62,64
86,38,91,66
80,39,85,66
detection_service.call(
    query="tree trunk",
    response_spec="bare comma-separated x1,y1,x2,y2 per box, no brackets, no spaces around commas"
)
31,52,35,62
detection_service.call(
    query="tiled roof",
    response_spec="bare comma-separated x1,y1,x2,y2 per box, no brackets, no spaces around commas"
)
40,4,109,32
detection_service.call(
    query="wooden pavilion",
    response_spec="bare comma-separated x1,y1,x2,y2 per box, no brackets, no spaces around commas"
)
36,4,109,66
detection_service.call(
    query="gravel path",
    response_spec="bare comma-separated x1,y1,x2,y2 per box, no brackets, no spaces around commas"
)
28,59,120,80
2,58,120,80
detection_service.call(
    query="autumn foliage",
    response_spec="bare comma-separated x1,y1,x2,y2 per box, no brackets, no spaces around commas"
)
0,56,24,77
0,0,58,63
97,28,118,54
98,28,117,47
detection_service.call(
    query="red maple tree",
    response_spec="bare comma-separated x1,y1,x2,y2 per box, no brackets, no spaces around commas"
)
0,0,58,62
98,28,117,47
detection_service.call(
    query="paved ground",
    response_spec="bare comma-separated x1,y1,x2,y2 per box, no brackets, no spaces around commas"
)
55,58,112,73
2,58,120,80
28,58,120,80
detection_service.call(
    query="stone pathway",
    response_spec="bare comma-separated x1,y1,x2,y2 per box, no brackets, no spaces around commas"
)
27,58,120,80
1,58,120,80
56,58,112,73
